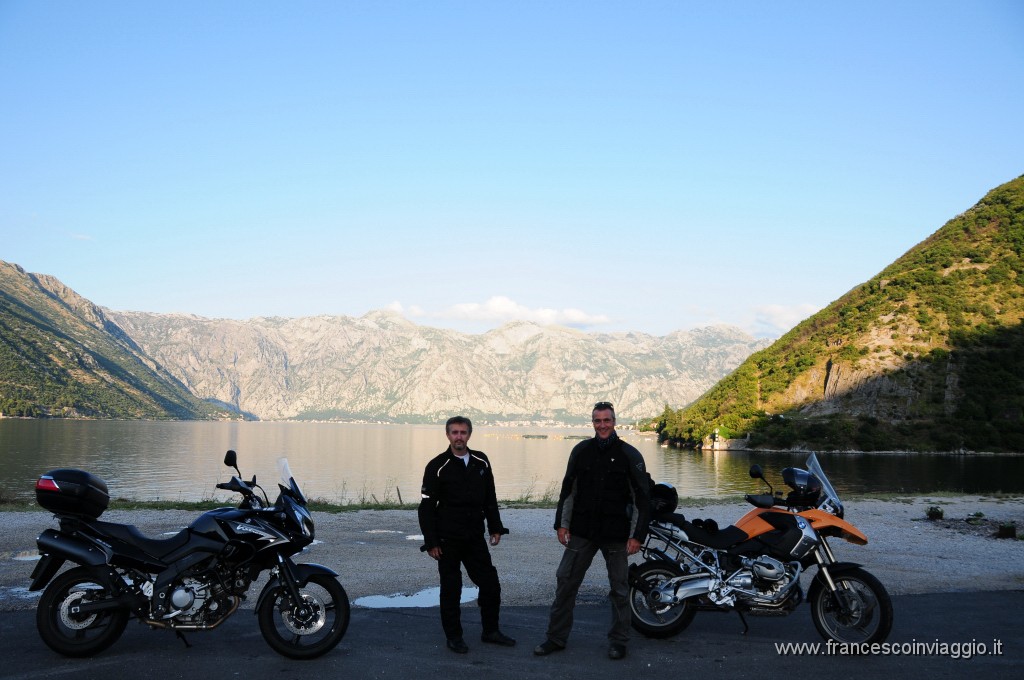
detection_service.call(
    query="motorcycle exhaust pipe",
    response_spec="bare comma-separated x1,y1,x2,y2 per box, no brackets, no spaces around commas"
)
36,529,111,567
143,597,241,630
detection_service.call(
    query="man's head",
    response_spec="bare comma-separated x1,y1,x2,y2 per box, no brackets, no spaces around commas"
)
591,401,616,439
445,415,473,453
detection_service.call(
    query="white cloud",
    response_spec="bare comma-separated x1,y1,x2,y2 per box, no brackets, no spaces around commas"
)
386,301,425,316
393,296,611,328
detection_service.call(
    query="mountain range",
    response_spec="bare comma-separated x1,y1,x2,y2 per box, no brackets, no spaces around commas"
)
11,170,1020,445
0,260,768,422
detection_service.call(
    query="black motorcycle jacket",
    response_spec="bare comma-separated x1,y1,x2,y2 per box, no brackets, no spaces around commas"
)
418,447,508,550
553,434,650,542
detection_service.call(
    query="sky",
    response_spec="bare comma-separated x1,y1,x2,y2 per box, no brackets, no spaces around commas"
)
1,2,1022,338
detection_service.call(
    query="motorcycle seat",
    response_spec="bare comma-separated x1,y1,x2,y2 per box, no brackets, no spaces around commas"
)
661,512,688,526
93,521,191,558
677,519,748,550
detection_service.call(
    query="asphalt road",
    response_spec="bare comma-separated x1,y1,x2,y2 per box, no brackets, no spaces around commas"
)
0,591,1020,680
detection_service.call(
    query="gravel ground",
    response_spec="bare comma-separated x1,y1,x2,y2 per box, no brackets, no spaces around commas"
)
1,495,1022,612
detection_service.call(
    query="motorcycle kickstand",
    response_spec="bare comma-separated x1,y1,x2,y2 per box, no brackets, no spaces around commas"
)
734,609,750,635
175,629,192,648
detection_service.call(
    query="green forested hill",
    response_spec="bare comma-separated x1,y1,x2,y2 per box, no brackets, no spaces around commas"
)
0,261,232,419
652,174,1024,453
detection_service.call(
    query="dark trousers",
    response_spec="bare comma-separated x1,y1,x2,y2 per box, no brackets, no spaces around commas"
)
437,536,502,640
545,535,630,646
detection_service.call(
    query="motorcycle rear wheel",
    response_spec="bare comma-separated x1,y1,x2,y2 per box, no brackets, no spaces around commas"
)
36,566,129,657
628,561,698,638
809,567,893,644
257,574,351,659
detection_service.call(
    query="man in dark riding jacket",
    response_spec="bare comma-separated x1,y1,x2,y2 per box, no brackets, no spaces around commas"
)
534,401,650,661
418,415,514,654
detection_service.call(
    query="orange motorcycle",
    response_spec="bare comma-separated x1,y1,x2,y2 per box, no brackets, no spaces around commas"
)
629,453,893,644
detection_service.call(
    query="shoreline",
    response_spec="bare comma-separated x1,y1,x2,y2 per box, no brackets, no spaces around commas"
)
3,415,1023,456
2,487,1022,513
2,495,1022,612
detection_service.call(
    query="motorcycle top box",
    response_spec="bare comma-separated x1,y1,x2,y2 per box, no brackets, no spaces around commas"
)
35,468,110,519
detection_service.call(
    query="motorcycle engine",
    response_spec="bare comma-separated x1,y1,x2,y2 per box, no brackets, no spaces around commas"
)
748,555,787,582
718,554,802,609
726,556,791,596
169,578,211,617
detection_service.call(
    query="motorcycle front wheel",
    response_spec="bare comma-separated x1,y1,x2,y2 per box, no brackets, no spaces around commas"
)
628,561,698,638
36,566,129,657
257,574,351,659
809,567,893,644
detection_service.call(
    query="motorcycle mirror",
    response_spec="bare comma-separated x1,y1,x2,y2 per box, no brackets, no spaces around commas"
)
749,464,763,479
224,450,241,476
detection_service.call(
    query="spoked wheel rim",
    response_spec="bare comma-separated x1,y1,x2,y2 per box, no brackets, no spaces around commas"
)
628,562,698,637
631,571,688,626
812,570,893,644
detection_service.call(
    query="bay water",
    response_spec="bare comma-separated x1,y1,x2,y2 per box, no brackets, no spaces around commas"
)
1,420,1022,504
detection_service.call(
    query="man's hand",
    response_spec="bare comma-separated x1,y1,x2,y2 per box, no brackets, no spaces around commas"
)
489,533,502,546
557,527,571,546
427,546,442,560
626,538,641,556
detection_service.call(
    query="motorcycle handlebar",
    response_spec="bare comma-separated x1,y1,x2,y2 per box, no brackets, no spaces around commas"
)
216,477,253,494
745,493,778,509
216,477,269,510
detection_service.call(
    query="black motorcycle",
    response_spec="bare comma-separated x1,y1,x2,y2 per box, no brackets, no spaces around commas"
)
29,450,349,659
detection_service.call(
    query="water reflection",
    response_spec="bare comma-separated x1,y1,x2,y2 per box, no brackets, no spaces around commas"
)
651,448,1024,497
353,586,478,609
1,420,1021,502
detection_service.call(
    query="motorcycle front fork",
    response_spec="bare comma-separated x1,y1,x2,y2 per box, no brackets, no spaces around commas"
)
274,554,304,605
812,539,841,592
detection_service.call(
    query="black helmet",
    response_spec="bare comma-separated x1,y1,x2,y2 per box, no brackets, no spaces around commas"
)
650,482,678,517
782,466,822,505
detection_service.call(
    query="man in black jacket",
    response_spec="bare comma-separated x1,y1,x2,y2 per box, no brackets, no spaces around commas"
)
534,402,650,661
418,415,515,654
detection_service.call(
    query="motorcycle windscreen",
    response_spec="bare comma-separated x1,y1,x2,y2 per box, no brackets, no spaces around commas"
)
277,457,308,504
806,453,843,516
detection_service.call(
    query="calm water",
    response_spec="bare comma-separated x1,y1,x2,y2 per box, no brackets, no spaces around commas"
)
1,420,1022,504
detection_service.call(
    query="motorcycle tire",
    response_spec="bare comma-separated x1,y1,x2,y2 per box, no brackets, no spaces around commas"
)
809,566,893,644
257,573,351,659
36,566,129,657
628,561,698,638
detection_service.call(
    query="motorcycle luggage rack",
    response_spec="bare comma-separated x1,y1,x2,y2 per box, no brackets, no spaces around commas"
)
644,522,722,578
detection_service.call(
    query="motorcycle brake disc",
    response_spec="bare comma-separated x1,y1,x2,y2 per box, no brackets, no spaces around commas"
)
281,593,327,635
59,590,99,630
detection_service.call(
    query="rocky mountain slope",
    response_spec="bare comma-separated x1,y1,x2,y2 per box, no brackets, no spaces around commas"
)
654,174,1024,452
108,309,768,422
0,261,231,419
1,259,768,422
